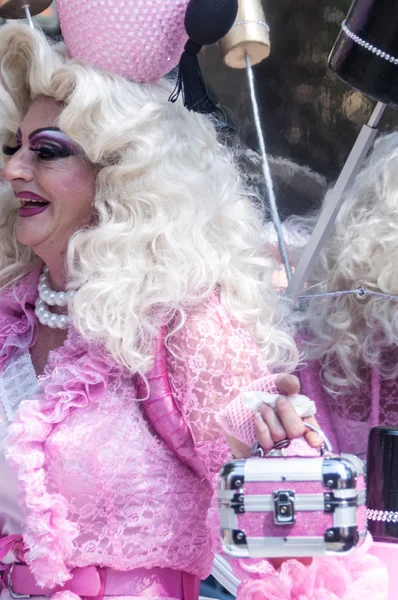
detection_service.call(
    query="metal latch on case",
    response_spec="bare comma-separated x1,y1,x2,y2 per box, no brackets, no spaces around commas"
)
231,492,245,514
274,490,296,524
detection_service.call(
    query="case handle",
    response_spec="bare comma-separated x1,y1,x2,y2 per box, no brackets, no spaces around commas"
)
252,422,334,457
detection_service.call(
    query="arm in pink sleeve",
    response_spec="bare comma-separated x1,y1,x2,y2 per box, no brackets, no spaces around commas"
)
166,295,278,476
166,300,388,598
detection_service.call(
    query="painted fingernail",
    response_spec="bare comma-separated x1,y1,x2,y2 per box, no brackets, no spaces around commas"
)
255,412,263,422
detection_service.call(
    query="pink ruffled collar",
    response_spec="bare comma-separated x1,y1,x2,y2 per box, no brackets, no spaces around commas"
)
0,270,126,588
6,335,124,588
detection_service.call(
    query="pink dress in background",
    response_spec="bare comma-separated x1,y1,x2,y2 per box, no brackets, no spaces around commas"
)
296,341,398,600
297,347,398,457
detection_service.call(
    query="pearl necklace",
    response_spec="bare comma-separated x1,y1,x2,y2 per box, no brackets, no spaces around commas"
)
34,266,76,330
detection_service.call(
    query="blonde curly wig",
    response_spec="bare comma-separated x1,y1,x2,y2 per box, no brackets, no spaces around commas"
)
302,132,398,391
0,23,298,375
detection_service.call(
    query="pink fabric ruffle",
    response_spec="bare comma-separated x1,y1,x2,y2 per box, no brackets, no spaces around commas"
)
6,331,125,588
0,270,39,370
0,267,107,587
234,535,388,600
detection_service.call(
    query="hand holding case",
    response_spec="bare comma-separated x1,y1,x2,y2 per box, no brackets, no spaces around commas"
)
218,425,367,558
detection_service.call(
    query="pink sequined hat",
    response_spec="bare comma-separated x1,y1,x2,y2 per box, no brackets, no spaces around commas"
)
56,0,238,113
57,0,189,83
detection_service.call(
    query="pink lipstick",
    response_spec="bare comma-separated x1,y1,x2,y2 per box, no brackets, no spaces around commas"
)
16,191,50,218
18,204,49,217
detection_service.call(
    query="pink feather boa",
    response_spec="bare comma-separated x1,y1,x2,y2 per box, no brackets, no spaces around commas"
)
234,535,388,600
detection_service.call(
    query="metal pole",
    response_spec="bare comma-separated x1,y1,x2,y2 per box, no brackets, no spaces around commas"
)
286,101,386,302
245,54,292,281
23,4,34,29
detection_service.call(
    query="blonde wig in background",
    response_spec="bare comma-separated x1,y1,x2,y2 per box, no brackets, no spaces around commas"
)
0,23,298,375
300,132,398,391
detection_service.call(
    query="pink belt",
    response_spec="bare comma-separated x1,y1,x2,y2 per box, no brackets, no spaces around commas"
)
1,564,201,599
0,536,200,599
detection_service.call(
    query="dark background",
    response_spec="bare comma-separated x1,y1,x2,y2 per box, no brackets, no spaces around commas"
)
28,0,398,219
21,0,398,219
200,0,398,217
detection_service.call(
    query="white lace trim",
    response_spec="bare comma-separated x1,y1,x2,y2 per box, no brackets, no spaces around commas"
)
0,352,38,422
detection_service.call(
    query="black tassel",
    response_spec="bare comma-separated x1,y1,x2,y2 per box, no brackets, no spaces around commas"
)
169,39,217,114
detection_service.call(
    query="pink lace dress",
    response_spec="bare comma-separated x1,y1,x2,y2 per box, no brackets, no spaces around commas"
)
297,349,398,457
0,269,278,600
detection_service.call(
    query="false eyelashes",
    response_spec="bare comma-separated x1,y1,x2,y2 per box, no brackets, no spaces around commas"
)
2,144,21,156
1,142,75,161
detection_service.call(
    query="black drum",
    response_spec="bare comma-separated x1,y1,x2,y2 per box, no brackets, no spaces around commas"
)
367,426,398,542
328,0,398,107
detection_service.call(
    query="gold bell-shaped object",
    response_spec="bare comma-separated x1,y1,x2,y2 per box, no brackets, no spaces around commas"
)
219,0,270,69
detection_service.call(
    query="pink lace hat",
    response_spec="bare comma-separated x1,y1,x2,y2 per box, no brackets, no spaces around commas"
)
56,0,238,113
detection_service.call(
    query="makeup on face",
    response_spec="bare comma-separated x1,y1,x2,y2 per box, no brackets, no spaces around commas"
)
3,126,83,161
2,126,85,218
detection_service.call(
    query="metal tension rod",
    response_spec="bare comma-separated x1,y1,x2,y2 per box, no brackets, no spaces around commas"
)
286,101,386,302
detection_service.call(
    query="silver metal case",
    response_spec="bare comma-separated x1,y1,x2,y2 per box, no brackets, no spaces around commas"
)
218,453,366,558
